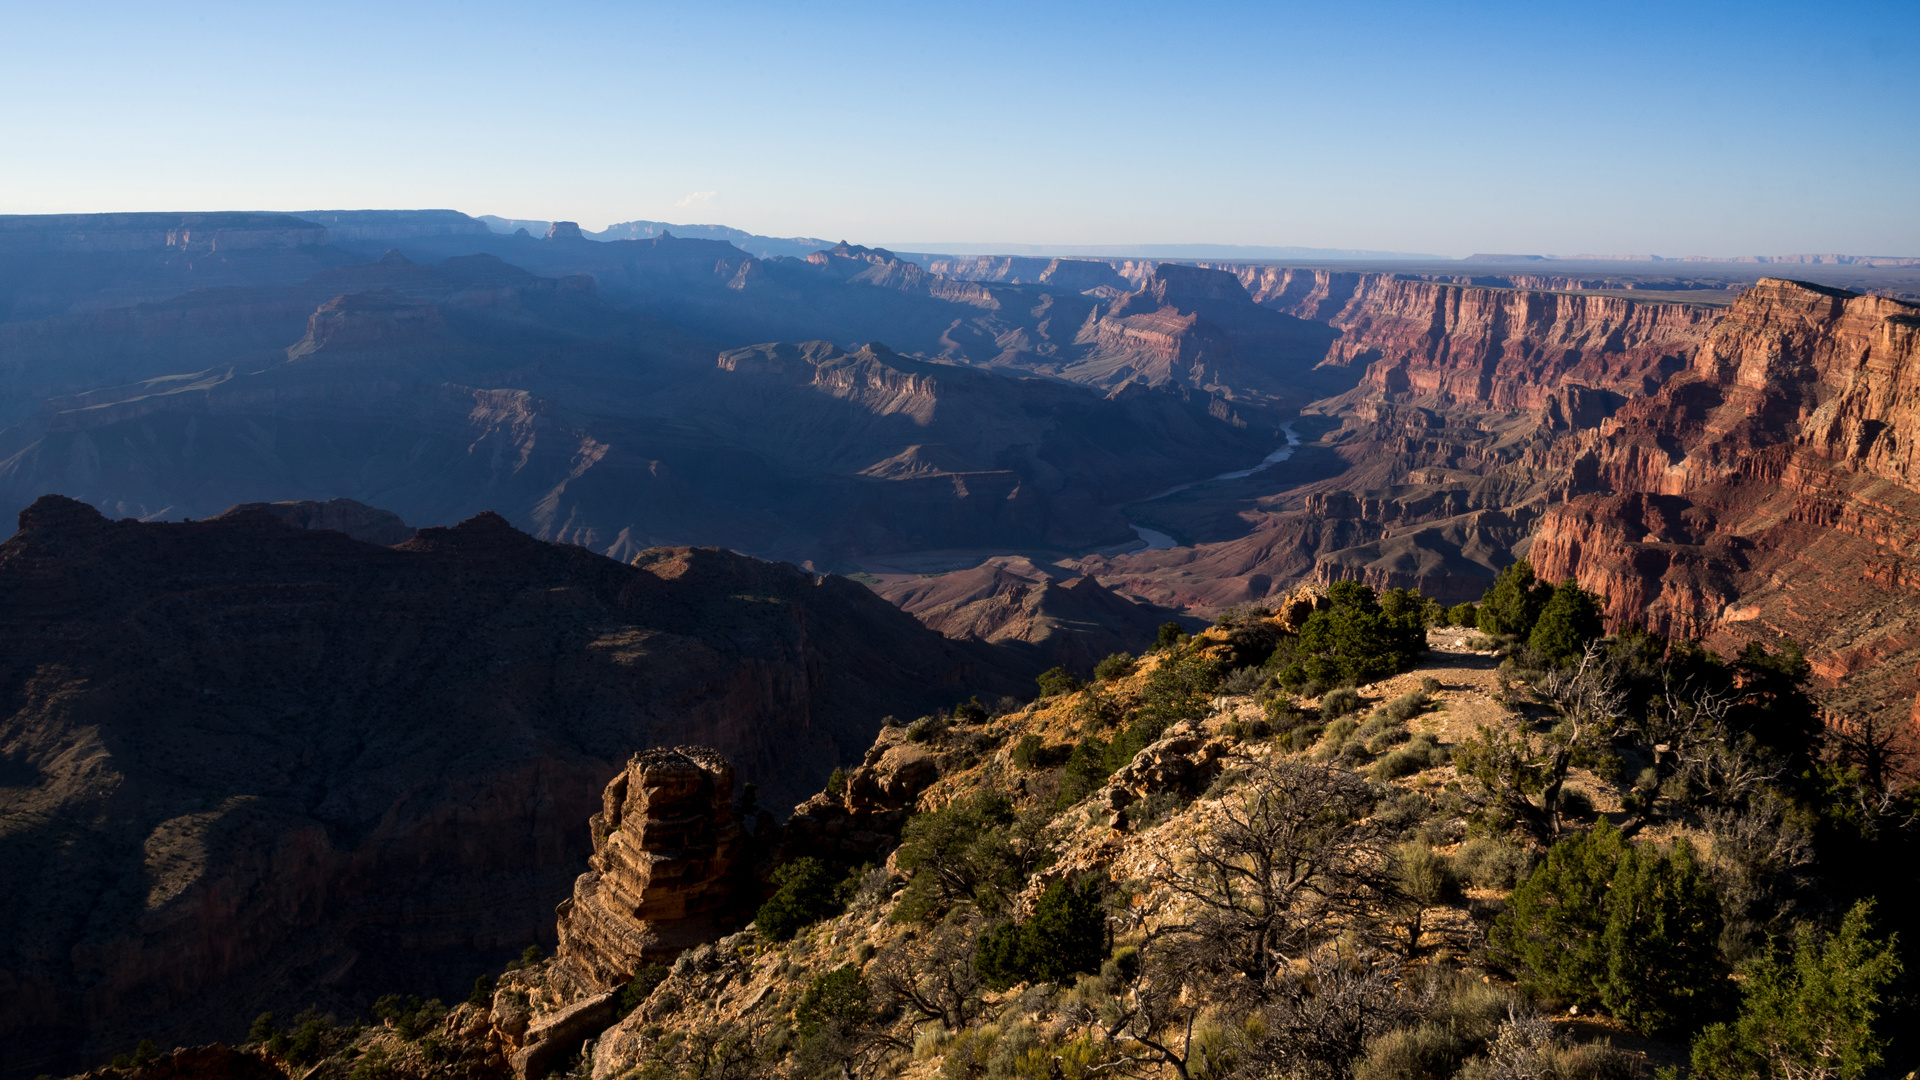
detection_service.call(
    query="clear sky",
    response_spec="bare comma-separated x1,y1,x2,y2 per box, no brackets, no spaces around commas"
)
2,0,1915,257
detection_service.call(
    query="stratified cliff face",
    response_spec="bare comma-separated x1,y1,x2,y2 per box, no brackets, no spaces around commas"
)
552,748,742,994
1069,275,1719,610
1530,280,1920,722
1064,265,1344,403
1318,278,1715,411
0,498,1019,1078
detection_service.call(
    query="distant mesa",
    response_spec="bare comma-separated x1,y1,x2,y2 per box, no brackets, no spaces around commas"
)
213,497,413,546
0,211,328,254
546,220,585,240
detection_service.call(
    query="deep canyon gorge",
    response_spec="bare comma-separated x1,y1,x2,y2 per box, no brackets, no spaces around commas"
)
3,209,1920,1076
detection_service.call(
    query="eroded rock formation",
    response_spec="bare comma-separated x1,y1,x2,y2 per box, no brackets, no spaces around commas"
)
551,747,742,995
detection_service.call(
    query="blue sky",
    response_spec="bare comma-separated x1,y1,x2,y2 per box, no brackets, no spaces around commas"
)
2,0,1915,256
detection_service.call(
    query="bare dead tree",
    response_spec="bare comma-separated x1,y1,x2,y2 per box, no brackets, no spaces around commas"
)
1533,642,1629,833
639,1014,780,1080
1148,760,1397,996
1827,706,1920,795
868,912,985,1033
1701,786,1817,944
1233,945,1415,1080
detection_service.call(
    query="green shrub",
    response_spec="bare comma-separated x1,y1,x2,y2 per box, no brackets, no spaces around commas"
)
976,879,1107,990
1446,602,1479,628
615,963,669,1018
1318,716,1359,746
1493,821,1724,1035
1557,787,1595,821
372,995,443,1040
795,965,871,1039
1093,653,1136,683
1156,623,1187,650
906,715,947,743
347,1048,393,1080
1036,667,1083,698
893,792,1045,921
1353,1023,1468,1080
1278,723,1324,753
247,1013,277,1045
1477,561,1553,638
1011,734,1067,771
1321,687,1363,719
1381,690,1430,723
826,767,848,797
1264,694,1303,728
1454,838,1533,891
1282,581,1427,686
1224,717,1272,741
1433,976,1522,1043
1218,664,1265,695
285,1015,331,1066
942,1027,999,1080
756,857,840,941
1690,900,1900,1080
1132,649,1223,734
1374,733,1446,779
1528,581,1605,664
1313,717,1360,762
1056,738,1114,808
466,975,494,1007
1362,719,1410,755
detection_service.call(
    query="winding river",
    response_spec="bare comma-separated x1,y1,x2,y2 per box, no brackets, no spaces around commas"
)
1126,422,1302,552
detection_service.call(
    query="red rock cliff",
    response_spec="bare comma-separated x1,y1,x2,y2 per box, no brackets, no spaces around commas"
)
1531,279,1920,724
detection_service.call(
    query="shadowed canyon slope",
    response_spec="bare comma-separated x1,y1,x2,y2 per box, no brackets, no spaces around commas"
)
0,496,1026,1077
0,244,1277,564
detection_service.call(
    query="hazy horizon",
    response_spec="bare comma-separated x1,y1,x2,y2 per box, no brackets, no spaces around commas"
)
3,1,1916,256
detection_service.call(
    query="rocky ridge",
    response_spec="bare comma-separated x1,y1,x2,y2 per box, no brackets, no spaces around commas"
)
111,618,1695,1080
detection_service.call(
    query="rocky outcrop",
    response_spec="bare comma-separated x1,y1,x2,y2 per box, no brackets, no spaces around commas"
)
552,748,743,994
291,210,492,247
1100,722,1232,828
927,256,1130,294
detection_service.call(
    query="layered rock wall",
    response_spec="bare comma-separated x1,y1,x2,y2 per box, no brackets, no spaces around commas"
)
1529,279,1920,721
551,748,742,995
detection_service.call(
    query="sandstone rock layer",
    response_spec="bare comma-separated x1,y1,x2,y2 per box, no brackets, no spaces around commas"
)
553,747,742,994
